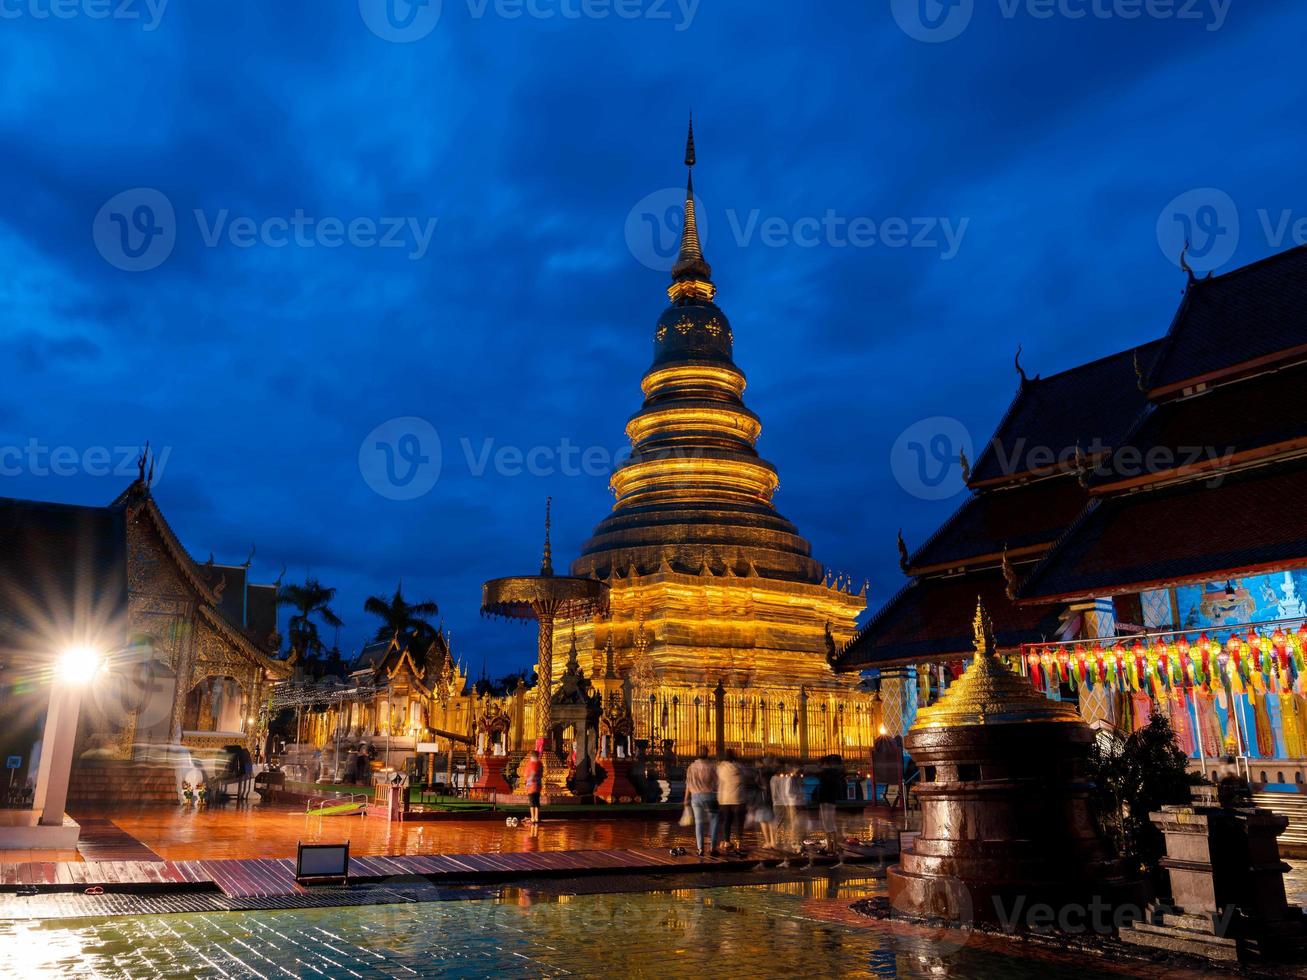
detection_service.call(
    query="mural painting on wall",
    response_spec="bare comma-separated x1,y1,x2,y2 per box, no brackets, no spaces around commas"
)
1177,569,1307,629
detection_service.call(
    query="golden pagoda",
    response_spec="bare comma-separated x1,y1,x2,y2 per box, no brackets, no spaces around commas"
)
554,121,877,761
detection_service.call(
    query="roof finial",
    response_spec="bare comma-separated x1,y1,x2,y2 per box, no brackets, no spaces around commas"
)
541,496,554,577
1179,239,1196,284
897,529,910,573
1001,544,1020,600
669,113,715,301
972,597,997,656
1014,345,1029,387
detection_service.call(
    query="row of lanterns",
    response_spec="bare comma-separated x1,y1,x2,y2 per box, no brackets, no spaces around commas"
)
1020,623,1307,697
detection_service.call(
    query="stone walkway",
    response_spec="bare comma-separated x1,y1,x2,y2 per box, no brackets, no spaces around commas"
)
1,842,882,899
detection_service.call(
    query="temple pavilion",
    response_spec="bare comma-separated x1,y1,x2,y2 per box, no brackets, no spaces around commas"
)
834,242,1307,788
550,122,882,763
0,452,290,804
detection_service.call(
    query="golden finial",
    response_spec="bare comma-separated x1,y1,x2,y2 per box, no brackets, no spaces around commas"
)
972,597,996,656
669,113,715,302
541,496,554,577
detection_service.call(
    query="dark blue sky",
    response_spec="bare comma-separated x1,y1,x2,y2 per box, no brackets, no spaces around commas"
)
0,0,1299,675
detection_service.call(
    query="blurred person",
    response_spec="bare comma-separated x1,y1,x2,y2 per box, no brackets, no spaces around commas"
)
815,755,846,866
753,755,777,850
716,749,747,854
771,765,803,864
522,749,544,825
683,746,719,856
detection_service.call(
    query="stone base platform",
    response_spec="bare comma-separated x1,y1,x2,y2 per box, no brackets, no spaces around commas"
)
1121,906,1241,962
1121,902,1307,964
0,810,80,850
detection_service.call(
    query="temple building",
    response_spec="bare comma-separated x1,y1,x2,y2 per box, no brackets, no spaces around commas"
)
0,456,290,803
283,630,474,780
835,243,1307,786
553,123,881,761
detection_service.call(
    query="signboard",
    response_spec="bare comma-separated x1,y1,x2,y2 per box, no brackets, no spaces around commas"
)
5,757,20,770
296,842,350,884
416,742,440,754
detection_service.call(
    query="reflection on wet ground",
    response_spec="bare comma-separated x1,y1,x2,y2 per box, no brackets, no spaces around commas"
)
60,802,881,862
0,875,1200,979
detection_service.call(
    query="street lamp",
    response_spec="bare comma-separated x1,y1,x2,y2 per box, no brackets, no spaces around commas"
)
55,645,102,684
34,643,104,831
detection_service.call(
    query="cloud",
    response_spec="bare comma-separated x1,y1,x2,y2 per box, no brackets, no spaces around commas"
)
0,1,1299,668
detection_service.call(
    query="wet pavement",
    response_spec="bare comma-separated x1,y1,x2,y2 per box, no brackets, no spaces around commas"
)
0,874,1208,979
58,802,884,862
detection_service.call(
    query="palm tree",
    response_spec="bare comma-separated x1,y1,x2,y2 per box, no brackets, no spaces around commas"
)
363,582,440,644
278,577,344,660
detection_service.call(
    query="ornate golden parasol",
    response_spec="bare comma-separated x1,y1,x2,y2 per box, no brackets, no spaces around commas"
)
481,498,608,743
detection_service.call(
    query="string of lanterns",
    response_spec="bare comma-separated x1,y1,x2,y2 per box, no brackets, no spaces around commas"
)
1019,622,1307,700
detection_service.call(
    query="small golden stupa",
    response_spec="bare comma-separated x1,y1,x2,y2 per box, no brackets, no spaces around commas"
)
888,599,1126,924
911,600,1082,730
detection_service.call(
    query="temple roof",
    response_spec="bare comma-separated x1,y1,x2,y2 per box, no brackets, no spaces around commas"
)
0,497,128,660
0,481,286,674
1018,456,1307,603
1090,358,1307,488
969,341,1162,485
1147,245,1307,394
833,566,1062,671
907,475,1087,573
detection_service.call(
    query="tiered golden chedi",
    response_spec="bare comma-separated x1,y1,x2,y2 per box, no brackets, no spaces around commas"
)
554,123,874,760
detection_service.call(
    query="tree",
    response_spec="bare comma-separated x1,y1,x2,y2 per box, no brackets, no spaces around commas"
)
474,671,529,697
1087,709,1202,880
278,577,343,661
363,582,440,644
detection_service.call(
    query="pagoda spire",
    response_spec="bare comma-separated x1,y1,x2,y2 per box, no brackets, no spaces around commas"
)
541,496,554,577
669,114,715,302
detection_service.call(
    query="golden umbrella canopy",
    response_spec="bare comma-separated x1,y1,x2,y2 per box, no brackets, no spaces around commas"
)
481,499,608,741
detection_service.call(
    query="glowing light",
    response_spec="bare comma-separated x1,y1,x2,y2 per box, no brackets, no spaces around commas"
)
56,645,101,684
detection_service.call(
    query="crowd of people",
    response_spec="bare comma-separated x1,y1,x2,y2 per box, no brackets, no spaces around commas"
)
682,748,847,862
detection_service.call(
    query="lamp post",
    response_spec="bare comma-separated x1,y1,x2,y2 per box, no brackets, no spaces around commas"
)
32,645,101,828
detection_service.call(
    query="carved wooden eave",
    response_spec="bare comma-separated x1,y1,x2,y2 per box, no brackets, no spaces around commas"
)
197,604,290,679
384,645,435,698
114,480,220,605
